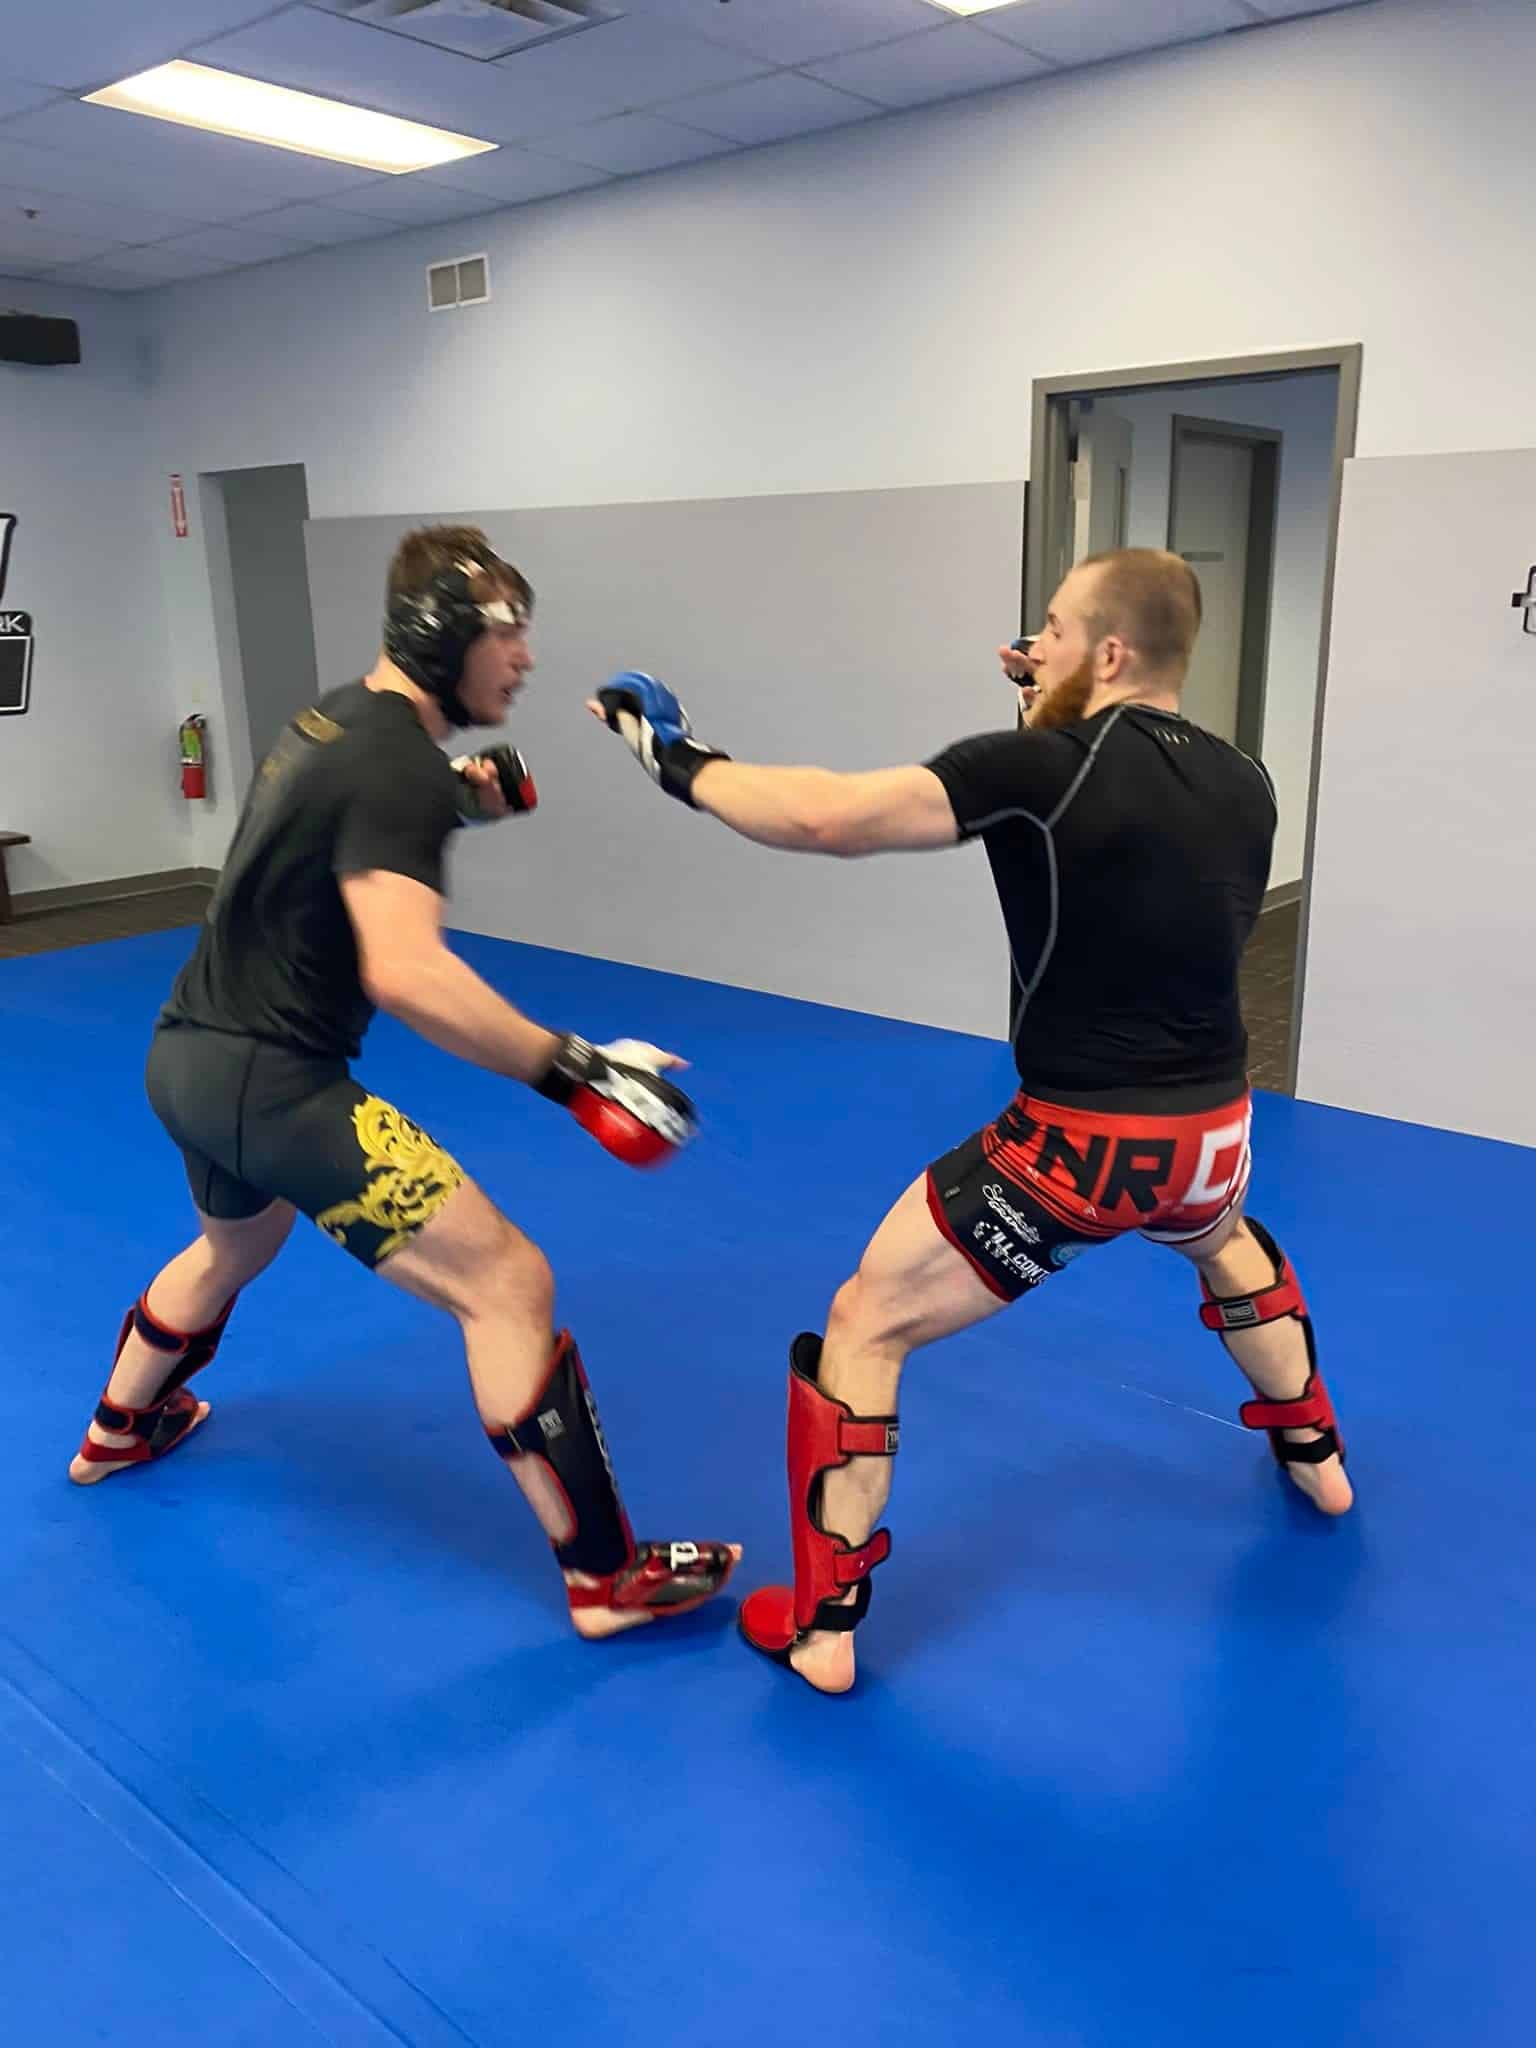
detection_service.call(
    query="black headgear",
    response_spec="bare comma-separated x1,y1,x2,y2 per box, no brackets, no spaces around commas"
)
383,546,528,728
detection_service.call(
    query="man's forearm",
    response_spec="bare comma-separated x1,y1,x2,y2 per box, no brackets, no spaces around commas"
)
376,949,561,1083
690,759,847,851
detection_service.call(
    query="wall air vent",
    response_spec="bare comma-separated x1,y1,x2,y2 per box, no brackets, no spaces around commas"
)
427,252,490,311
318,2,624,63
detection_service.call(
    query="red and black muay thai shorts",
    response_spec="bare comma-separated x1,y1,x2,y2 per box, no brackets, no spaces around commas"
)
927,1086,1253,1301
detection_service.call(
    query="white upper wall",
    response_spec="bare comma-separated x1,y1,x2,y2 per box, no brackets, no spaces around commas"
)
141,0,1534,520
0,281,187,896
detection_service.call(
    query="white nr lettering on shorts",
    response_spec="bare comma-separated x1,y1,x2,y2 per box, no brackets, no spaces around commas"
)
537,1409,565,1442
981,1182,1042,1244
1175,1115,1251,1209
668,1542,701,1571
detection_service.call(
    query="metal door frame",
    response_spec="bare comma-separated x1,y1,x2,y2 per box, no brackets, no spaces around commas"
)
1020,343,1363,1096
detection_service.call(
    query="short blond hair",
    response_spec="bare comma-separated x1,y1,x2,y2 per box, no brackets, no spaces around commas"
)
1077,548,1202,680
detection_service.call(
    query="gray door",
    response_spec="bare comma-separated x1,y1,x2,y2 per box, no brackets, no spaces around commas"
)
219,464,321,769
1169,431,1253,741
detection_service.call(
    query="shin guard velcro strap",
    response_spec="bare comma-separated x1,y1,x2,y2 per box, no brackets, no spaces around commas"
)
740,1332,899,1665
73,1292,236,1478
1239,1371,1342,1465
1199,1219,1343,1469
486,1331,634,1577
1197,1218,1303,1335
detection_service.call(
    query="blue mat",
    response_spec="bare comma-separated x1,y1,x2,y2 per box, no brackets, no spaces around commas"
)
2,926,1533,2047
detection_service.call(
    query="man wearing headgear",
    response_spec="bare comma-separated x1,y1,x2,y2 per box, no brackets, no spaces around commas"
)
69,524,738,1639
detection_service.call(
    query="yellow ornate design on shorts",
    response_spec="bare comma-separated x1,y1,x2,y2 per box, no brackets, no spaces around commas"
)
317,1097,465,1261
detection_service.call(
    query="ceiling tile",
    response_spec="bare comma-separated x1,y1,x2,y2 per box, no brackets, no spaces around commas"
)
1242,2,1377,15
44,238,242,279
530,113,739,177
807,21,1055,107
0,137,254,222
0,220,118,267
314,175,507,224
145,220,321,266
665,72,884,146
414,149,612,203
0,180,212,249
625,0,941,67
0,79,63,119
979,0,1251,67
491,17,770,105
30,260,168,292
4,100,388,202
231,198,410,244
0,1,296,94
196,7,617,142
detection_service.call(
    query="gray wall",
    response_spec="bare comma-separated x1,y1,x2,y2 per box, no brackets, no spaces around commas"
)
305,484,1024,1039
1297,447,1536,1143
221,463,320,771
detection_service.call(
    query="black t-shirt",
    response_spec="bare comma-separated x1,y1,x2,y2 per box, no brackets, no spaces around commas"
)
162,684,462,1059
926,703,1276,1106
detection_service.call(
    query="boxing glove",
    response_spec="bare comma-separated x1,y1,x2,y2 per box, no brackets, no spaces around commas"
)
452,744,538,823
535,1035,697,1168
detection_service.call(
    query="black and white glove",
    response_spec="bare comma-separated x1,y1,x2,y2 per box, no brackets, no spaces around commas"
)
593,671,729,808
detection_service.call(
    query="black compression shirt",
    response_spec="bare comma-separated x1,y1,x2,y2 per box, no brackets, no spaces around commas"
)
925,702,1276,1106
162,684,462,1060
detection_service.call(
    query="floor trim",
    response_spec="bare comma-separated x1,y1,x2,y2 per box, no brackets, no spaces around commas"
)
12,867,217,915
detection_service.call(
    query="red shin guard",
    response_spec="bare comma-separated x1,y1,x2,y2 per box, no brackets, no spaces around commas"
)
73,1291,237,1481
485,1331,738,1620
1199,1218,1343,1468
738,1332,900,1665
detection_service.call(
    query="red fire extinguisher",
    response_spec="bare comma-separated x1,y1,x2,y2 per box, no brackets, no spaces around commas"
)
179,714,208,800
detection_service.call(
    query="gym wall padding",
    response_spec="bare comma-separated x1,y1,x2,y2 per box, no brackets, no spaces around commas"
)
1297,447,1536,1144
304,483,1023,1039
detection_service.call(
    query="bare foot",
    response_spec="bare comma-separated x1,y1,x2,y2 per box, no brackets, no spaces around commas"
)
566,1544,743,1639
67,1401,211,1485
789,1625,857,1694
1279,1430,1354,1516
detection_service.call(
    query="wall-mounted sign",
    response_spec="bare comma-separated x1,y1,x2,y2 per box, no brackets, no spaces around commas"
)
1512,566,1536,637
0,513,33,716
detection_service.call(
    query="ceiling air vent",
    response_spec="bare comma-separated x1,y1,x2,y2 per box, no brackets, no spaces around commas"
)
428,252,490,311
319,2,624,62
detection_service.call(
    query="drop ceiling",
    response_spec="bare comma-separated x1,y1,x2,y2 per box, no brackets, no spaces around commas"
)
0,1,1376,293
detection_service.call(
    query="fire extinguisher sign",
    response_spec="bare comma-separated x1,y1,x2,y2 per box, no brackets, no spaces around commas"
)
0,512,34,716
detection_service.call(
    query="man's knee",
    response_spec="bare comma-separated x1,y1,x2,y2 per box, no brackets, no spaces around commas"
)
827,1264,909,1354
477,1220,555,1324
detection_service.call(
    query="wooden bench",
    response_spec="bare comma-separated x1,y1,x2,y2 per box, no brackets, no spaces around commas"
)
0,831,30,924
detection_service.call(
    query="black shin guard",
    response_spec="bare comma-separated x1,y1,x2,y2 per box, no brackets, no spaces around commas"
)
113,1291,238,1409
484,1331,634,1576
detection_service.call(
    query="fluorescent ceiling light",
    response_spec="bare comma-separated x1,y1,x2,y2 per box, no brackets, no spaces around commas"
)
925,1,1034,17
83,60,497,175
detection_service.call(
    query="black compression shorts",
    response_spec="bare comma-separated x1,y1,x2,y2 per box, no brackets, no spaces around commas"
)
145,1022,467,1268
